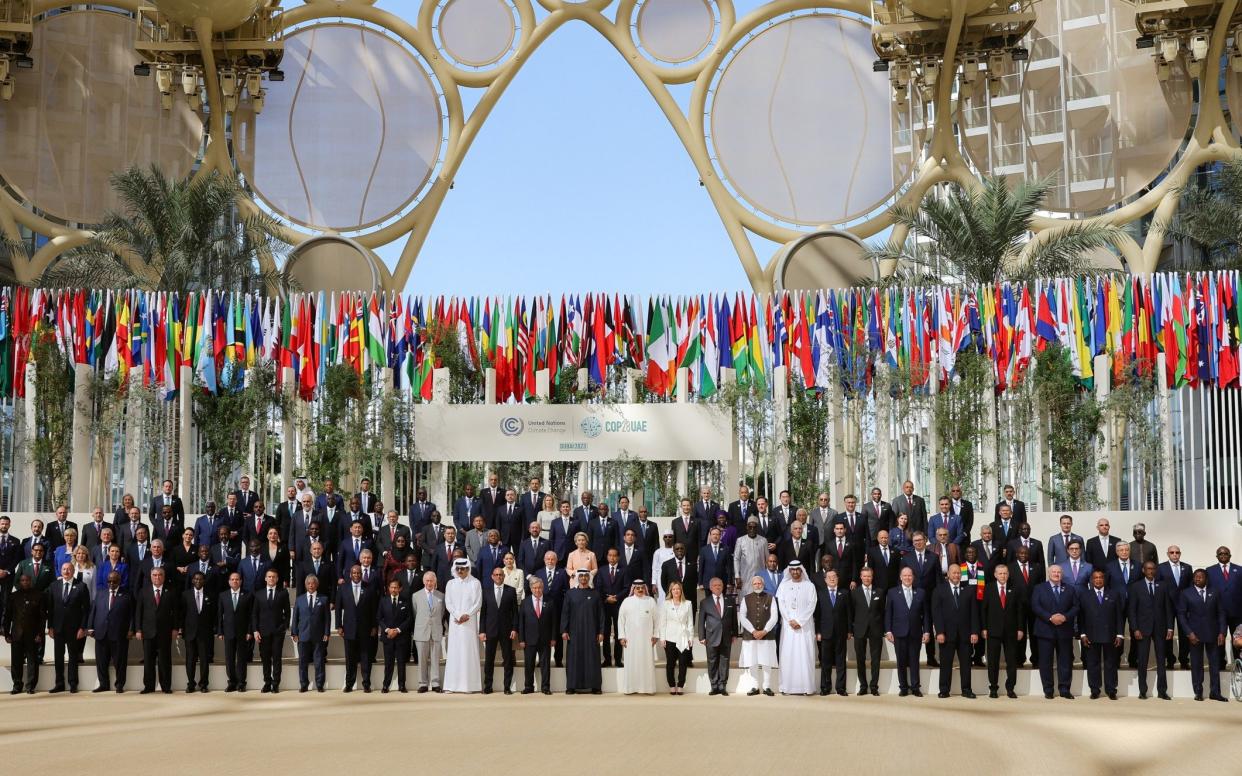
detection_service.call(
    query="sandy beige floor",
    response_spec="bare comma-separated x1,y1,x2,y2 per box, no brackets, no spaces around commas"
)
0,692,1238,774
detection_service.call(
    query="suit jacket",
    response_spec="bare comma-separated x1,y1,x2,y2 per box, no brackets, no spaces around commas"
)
931,541,964,577
148,494,186,525
408,502,438,534
251,586,291,636
116,520,149,554
980,581,1024,639
1156,561,1193,596
239,553,271,592
241,514,279,547
970,539,1004,575
376,593,414,639
1030,582,1079,639
1177,586,1227,640
291,591,331,642
80,520,113,550
884,586,928,638
1006,536,1045,568
516,491,547,537
415,524,445,567
1204,562,1242,611
931,582,980,640
902,550,940,594
891,493,928,534
671,515,702,564
585,516,619,561
451,496,482,533
479,582,518,639
849,585,885,638
859,501,893,543
465,530,488,564
151,515,185,545
548,516,580,565
134,585,180,636
1058,560,1094,590
519,594,559,644
0,533,22,585
823,537,861,586
624,519,661,564
87,588,132,640
1078,586,1124,642
616,544,647,586
696,590,736,646
496,503,525,550
46,578,90,635
337,538,375,576
433,543,462,589
217,589,255,640
697,543,734,589
1127,578,1173,637
832,511,868,548
44,519,79,551
692,499,721,526
273,500,300,543
14,557,55,591
928,513,966,546
751,512,786,544
989,518,1021,549
516,536,552,576
660,556,698,598
193,514,224,547
727,499,759,529
1047,532,1085,567
1084,534,1121,570
1006,560,1044,602
474,543,509,582
776,537,815,572
479,487,505,528
178,587,217,640
527,566,569,609
1104,558,1140,603
949,499,975,541
864,545,902,591
288,509,325,558
408,587,445,641
814,586,851,640
992,499,1027,524
596,563,629,606
232,489,260,516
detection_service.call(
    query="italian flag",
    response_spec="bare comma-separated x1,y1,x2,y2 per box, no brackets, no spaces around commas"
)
646,297,674,396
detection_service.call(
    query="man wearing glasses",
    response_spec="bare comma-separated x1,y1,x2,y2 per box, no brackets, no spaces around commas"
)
1158,546,1193,669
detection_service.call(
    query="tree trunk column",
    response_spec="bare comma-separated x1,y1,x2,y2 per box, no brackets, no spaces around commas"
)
379,367,395,514
70,364,94,511
178,365,194,506
773,365,789,498
1156,353,1175,509
123,386,143,501
675,367,689,503
17,362,36,510
1094,355,1114,509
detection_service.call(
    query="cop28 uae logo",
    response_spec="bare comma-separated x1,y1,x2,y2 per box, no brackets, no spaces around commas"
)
500,417,524,436
579,416,603,439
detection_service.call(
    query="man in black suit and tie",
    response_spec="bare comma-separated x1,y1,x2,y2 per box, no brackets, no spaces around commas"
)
273,486,299,543
901,532,939,665
79,508,112,552
660,544,698,612
892,480,928,535
480,566,518,693
616,529,647,586
377,579,413,692
990,502,1020,552
451,484,482,534
4,573,45,693
850,566,885,695
1157,545,1193,669
815,569,851,695
1079,570,1124,699
516,520,552,577
408,487,437,535
87,571,132,692
885,566,930,696
834,494,868,550
862,488,895,546
1008,544,1043,667
992,484,1027,525
336,564,377,692
152,503,183,546
241,501,277,548
980,564,1024,698
478,473,504,529
626,508,660,576
692,485,720,526
179,571,216,692
612,496,637,530
866,529,902,592
727,484,759,531
520,576,557,694
45,506,78,553
217,572,254,692
231,475,259,515
251,569,290,693
1129,561,1174,699
947,484,974,544
823,521,860,588
47,561,90,693
433,527,462,590
517,477,546,535
773,490,798,530
135,567,179,694
291,574,331,692
598,548,629,668
1007,521,1045,572
149,479,186,526
672,499,702,569
494,489,525,551
752,497,785,547
1177,568,1228,701
1085,517,1121,570
777,521,815,572
931,564,980,698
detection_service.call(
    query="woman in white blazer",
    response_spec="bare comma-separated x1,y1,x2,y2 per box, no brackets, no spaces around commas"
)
656,581,696,694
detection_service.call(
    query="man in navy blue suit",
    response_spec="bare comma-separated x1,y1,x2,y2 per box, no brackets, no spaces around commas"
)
1030,564,1080,699
377,579,413,693
1079,570,1123,699
548,500,578,569
1205,546,1241,662
586,503,619,565
516,521,551,577
517,477,547,539
931,564,980,698
901,532,939,667
1177,568,1228,701
1157,545,1193,669
597,548,628,668
408,487,437,534
698,526,734,595
529,551,569,667
291,574,331,692
87,571,132,692
1129,561,1174,699
885,566,930,696
452,484,482,534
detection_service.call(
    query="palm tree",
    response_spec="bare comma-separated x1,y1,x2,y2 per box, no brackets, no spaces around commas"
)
39,165,289,293
868,175,1122,285
1159,159,1242,270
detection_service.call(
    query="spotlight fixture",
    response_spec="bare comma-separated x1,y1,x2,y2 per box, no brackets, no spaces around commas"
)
133,62,151,77
1190,33,1208,61
14,55,32,69
154,63,173,98
219,67,237,98
873,58,890,72
1158,34,1179,63
1010,47,1029,61
0,79,12,101
268,68,285,82
246,69,262,97
181,66,199,96
961,57,979,83
252,90,265,115
1135,35,1155,49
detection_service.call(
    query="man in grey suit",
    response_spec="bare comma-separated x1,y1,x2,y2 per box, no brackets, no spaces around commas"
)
697,577,737,696
411,570,446,692
416,512,447,570
291,575,331,692
465,516,488,564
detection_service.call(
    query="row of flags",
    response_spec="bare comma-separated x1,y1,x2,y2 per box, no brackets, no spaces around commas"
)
0,271,1236,402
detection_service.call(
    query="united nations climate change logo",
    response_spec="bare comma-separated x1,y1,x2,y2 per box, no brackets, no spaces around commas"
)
580,416,603,439
500,417,524,436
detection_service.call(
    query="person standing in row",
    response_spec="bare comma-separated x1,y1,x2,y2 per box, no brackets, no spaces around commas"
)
616,580,657,695
562,568,604,695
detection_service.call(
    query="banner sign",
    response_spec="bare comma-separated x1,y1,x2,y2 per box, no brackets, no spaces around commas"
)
413,403,733,462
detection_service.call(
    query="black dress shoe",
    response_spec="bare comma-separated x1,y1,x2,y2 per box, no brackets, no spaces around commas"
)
1044,692,1054,699
720,690,728,697
317,687,325,693
271,687,280,694
92,687,109,694
162,689,173,694
764,689,775,696
1006,690,1018,699
482,688,493,695
962,691,976,699
1090,691,1101,700
856,689,868,696
1138,692,1147,700
1106,692,1117,700
1194,693,1204,701
542,689,552,695
186,686,196,694
748,688,760,696
818,689,830,696
1210,694,1228,702
522,688,534,695
1158,692,1172,700
1180,662,1190,670
710,688,721,696
504,689,513,695
590,689,602,695
299,687,308,693
899,689,909,697
399,687,408,693
364,687,372,693
870,688,880,696
261,684,271,693
565,689,576,695
343,686,353,693
601,661,612,668
1060,692,1074,699
225,685,237,693
911,689,923,697
989,689,999,698
432,687,443,693
419,687,430,694
381,687,390,694
937,692,950,698
49,686,65,694
237,686,247,693
115,687,125,693
140,688,155,695
26,689,35,695
69,687,79,694
8,687,21,695
927,659,939,668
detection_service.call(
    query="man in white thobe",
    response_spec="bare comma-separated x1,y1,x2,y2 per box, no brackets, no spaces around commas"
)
650,531,676,604
776,561,817,695
616,580,657,694
443,558,482,693
739,575,778,695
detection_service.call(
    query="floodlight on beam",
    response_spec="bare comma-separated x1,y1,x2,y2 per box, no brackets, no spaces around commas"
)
245,69,262,97
0,56,8,83
922,58,939,86
961,57,979,84
987,74,1002,97
219,67,238,98
1158,35,1180,64
180,66,199,96
1157,59,1171,81
0,78,12,102
251,88,265,115
155,63,174,95
987,51,1005,76
1189,32,1208,61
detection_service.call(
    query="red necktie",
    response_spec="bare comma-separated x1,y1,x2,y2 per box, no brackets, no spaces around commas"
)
535,598,542,618
256,516,261,533
1022,565,1028,583
154,589,161,606
391,527,396,542
1225,566,1231,582
1000,588,1007,608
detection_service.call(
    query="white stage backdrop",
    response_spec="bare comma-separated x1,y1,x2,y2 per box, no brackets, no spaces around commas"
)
413,403,732,462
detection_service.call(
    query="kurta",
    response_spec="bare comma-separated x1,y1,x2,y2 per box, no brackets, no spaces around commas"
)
776,579,817,694
738,591,779,668
734,534,767,586
616,595,657,694
443,574,483,693
561,586,605,690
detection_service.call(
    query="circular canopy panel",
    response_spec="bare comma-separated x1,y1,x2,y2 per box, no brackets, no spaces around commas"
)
153,0,265,31
438,0,517,68
959,0,1191,213
286,236,385,293
235,24,444,232
0,11,202,225
906,0,998,18
775,231,875,291
708,14,910,227
636,0,715,64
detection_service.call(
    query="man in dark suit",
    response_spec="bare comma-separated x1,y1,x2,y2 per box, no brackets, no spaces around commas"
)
1177,568,1228,701
692,486,720,526
14,542,54,593
947,484,974,544
519,576,557,694
135,567,179,694
530,553,569,667
288,494,323,562
336,564,377,692
495,489,525,551
862,488,895,546
892,480,928,535
377,579,413,692
585,503,619,565
474,531,509,583
251,569,290,693
47,561,90,693
698,526,734,592
295,543,336,601
152,503,184,546
597,548,629,667
291,574,331,692
1085,517,1121,570
822,521,860,587
432,527,462,590
776,521,815,572
697,576,736,695
45,506,78,553
273,486,299,543
0,516,22,629
179,571,216,692
1047,514,1085,567
408,487,437,535
1030,564,1080,699
451,484,482,534
1205,546,1242,662
418,515,449,572
547,500,579,569
612,496,637,530
87,571,132,692
850,566,885,695
1105,543,1141,667
625,508,661,573
931,564,980,698
727,485,759,531
516,520,552,576
479,474,505,529
751,497,784,548
989,502,1020,551
149,479,186,525
773,490,798,532
4,573,44,693
480,566,518,693
671,500,703,569
1006,521,1045,571
517,477,547,535
230,475,259,515
865,530,902,592
885,566,930,696
901,531,939,666
1008,544,1043,667
616,529,647,588
815,568,851,695
1079,570,1124,699
1129,561,1174,699
660,544,698,612
80,508,112,551
241,501,277,547
338,522,374,578
1157,545,1193,669
217,572,254,692
1129,523,1158,568
373,510,412,560
981,564,1024,698
971,525,1004,576
992,484,1027,525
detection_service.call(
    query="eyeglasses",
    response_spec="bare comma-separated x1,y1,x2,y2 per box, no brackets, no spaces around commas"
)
1169,550,1181,554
